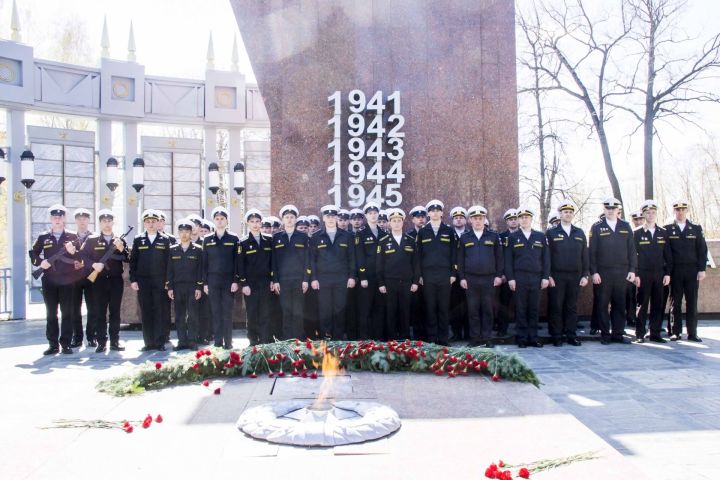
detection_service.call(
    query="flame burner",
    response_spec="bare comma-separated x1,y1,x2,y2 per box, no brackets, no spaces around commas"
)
236,400,401,446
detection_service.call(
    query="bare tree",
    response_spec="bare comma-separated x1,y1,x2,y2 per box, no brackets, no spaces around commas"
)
609,0,720,198
530,0,633,212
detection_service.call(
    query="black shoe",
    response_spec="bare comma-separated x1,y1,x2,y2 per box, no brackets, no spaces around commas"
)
633,338,644,344
110,342,125,351
43,346,59,355
530,341,543,348
95,343,106,353
70,339,83,348
590,329,599,335
611,337,628,344
648,336,667,343
174,344,186,351
483,340,495,348
601,339,611,345
213,343,223,348
496,330,508,337
518,341,527,348
223,344,233,350
187,343,197,351
140,345,156,352
669,334,679,341
61,346,73,354
687,336,703,343
157,344,166,351
87,339,97,348
553,339,562,347
467,340,482,348
568,338,582,346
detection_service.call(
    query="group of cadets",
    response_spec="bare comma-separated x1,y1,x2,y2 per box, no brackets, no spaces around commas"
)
31,195,708,354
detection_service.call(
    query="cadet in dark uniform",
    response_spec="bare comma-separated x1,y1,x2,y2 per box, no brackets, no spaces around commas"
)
155,210,176,344
449,206,470,341
625,209,645,327
345,209,364,338
633,200,672,343
261,217,273,236
195,219,213,344
548,211,560,229
355,202,386,339
505,208,550,348
377,208,419,340
589,198,637,344
79,209,128,352
417,200,457,345
309,205,356,339
338,209,351,232
71,207,96,348
167,219,203,350
238,209,273,345
262,215,284,340
349,209,365,234
546,201,588,347
302,214,320,336
497,208,519,337
129,209,171,350
271,205,310,339
308,215,321,236
296,216,310,234
202,206,240,349
377,210,389,231
665,199,708,341
407,206,428,340
589,212,606,335
457,205,503,347
30,204,80,355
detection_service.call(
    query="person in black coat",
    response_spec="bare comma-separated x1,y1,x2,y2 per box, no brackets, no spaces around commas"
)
407,206,428,340
664,199,708,342
546,201,589,347
167,220,203,350
377,208,420,340
416,199,458,346
271,205,311,340
457,205,503,347
505,207,550,348
633,200,672,343
79,209,129,352
129,209,172,351
496,209,519,337
202,207,240,349
30,204,81,355
589,198,637,344
238,209,274,345
309,205,357,339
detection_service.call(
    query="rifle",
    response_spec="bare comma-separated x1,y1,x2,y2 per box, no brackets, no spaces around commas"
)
31,245,78,280
87,226,134,283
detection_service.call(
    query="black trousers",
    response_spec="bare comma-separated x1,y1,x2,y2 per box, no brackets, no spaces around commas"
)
245,283,271,345
196,292,212,342
137,276,166,348
268,293,283,340
626,283,638,325
42,278,74,348
497,282,513,335
549,272,581,340
173,282,199,347
450,281,468,339
279,282,305,340
384,278,413,339
92,275,123,344
303,288,320,339
465,274,495,342
423,277,451,344
591,283,602,330
72,278,96,342
318,278,348,339
597,268,628,340
636,270,664,338
357,280,384,340
671,266,700,337
208,276,235,348
514,273,541,343
410,285,426,340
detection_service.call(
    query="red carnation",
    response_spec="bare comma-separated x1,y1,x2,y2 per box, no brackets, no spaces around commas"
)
191,363,199,370
480,360,489,369
202,379,209,387
122,421,130,428
195,351,203,359
420,351,426,357
501,470,512,480
213,387,221,395
518,468,530,479
123,425,134,433
310,371,318,379
498,460,504,467
492,373,501,382
154,362,162,370
268,372,274,378
142,416,152,428
230,351,240,362
252,346,258,354
301,371,308,378
224,362,233,368
465,353,473,360
155,414,163,423
250,372,257,378
292,369,299,376
278,371,286,377
293,348,300,354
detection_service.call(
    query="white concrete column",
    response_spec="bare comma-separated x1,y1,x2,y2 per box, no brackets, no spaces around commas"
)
227,127,244,232
6,109,27,319
203,126,218,218
96,119,112,220
123,121,139,241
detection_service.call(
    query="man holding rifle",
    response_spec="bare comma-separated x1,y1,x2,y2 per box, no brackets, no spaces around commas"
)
29,204,80,355
79,209,130,352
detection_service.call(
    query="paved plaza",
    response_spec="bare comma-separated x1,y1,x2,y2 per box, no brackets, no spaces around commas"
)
1,318,718,479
